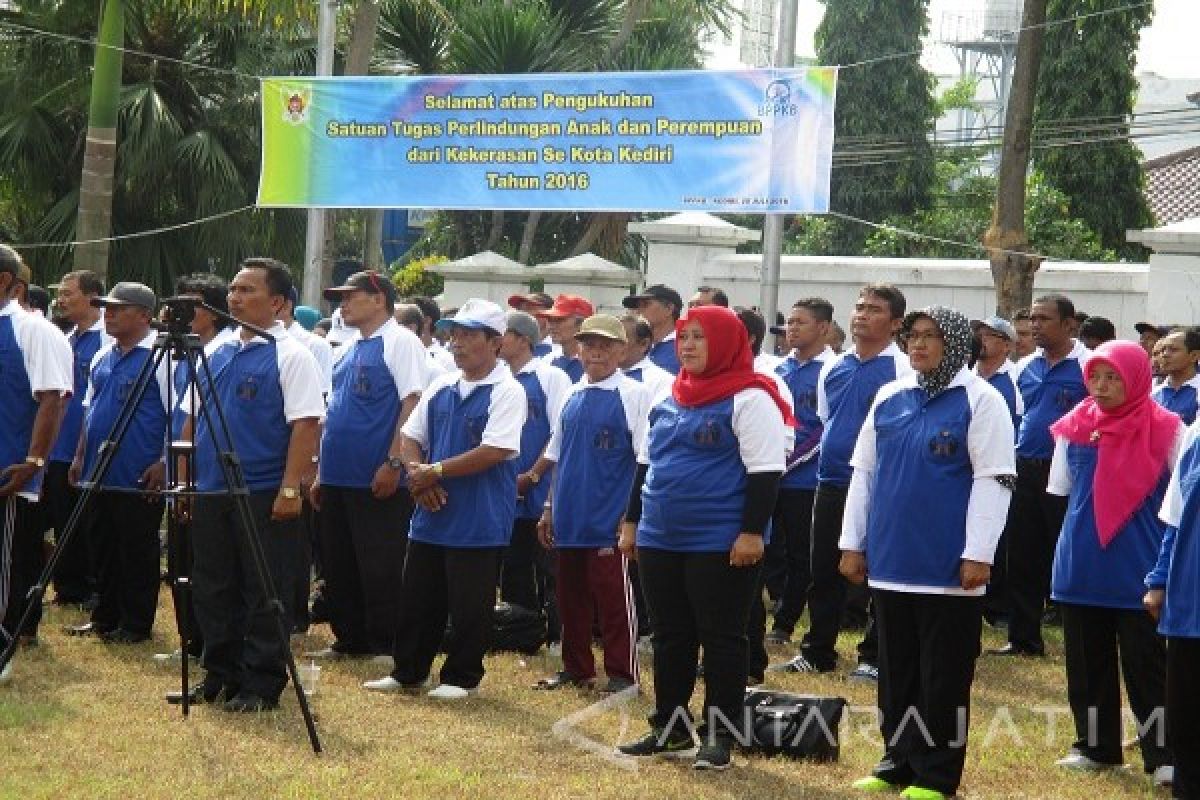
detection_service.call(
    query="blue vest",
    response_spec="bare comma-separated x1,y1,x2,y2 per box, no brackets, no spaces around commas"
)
320,337,401,488
1016,354,1087,460
552,387,635,547
865,386,974,589
550,354,584,384
514,370,553,520
817,352,903,487
0,315,42,494
1051,443,1168,611
50,326,104,464
409,382,517,548
638,397,756,552
533,341,553,359
648,338,680,375
82,345,167,489
194,341,291,492
777,356,824,491
1155,437,1200,637
985,370,1021,436
1153,383,1198,427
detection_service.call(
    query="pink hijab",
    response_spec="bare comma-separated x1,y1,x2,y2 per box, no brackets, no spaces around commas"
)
1050,340,1181,548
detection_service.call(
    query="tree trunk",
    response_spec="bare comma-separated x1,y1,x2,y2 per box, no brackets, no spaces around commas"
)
983,0,1047,318
569,213,608,257
485,210,505,251
606,0,648,62
346,1,386,273
73,0,124,282
517,211,542,264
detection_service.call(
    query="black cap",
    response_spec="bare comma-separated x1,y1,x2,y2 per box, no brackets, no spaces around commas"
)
323,271,397,304
622,284,682,313
1134,321,1171,338
91,281,157,312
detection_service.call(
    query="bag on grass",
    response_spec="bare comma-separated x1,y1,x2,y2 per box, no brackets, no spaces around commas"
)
742,688,846,761
442,602,547,656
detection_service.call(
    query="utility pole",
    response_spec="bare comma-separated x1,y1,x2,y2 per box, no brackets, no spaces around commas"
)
758,0,799,331
302,0,338,309
983,0,1048,318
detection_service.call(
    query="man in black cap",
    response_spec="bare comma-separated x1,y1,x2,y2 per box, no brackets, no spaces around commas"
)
0,245,71,671
622,284,683,375
308,271,426,661
65,283,170,643
1135,322,1171,358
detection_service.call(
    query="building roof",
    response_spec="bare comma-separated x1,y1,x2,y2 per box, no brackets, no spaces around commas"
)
1145,146,1200,226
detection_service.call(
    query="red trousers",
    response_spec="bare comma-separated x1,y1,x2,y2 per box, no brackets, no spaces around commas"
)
556,547,638,684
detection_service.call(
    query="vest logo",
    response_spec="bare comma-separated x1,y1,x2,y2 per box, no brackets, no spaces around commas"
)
593,427,615,450
117,379,134,403
796,389,818,411
464,415,485,447
929,430,960,458
527,400,542,421
236,375,259,401
693,421,722,446
351,366,372,396
1055,388,1077,412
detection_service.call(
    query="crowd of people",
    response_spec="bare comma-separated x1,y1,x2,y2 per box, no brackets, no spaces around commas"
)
2,242,1199,798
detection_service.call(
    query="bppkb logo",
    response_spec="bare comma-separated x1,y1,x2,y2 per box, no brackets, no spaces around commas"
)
759,80,798,117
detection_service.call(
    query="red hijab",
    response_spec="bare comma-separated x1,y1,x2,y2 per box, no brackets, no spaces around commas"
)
671,305,797,427
1049,340,1181,548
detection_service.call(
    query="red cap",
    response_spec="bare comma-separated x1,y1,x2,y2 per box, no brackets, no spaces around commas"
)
507,291,554,310
536,294,594,319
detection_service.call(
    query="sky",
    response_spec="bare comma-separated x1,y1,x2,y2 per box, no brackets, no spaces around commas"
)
788,0,1197,79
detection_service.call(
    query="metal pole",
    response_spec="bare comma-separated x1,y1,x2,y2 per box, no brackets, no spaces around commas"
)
302,0,338,309
758,0,799,332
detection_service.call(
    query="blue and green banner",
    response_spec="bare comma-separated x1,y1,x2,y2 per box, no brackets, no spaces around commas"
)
257,69,837,213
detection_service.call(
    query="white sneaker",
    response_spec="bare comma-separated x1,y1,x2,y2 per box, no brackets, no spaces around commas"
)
1151,765,1174,787
152,648,183,663
427,684,474,700
362,675,424,694
547,642,562,658
1055,752,1119,771
0,659,12,686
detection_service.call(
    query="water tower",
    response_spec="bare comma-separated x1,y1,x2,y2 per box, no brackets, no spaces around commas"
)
939,0,1021,157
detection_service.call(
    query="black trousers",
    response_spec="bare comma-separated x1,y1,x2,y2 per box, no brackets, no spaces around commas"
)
873,589,982,796
1,496,45,641
1168,637,1200,799
768,488,814,635
638,547,761,742
746,573,768,680
292,496,316,633
317,486,411,654
1061,603,1170,770
501,515,560,641
1006,458,1067,653
192,492,298,701
45,460,94,603
389,540,502,689
87,491,164,636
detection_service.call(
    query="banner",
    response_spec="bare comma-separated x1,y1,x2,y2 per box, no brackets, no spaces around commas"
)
257,69,837,213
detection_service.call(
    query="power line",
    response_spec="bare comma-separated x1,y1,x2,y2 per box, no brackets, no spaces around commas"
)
14,205,256,249
826,210,1070,261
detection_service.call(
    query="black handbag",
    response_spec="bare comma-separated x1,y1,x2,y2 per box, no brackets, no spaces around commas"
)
742,688,846,761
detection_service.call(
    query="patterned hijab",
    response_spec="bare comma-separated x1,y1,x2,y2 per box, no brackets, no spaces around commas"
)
904,305,972,397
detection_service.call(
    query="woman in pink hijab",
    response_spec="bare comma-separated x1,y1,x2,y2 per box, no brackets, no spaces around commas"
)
1046,340,1183,787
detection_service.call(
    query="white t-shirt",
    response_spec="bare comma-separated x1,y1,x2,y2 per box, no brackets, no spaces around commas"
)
515,357,572,433
288,320,334,398
402,361,525,457
332,317,426,402
638,387,791,473
623,356,674,406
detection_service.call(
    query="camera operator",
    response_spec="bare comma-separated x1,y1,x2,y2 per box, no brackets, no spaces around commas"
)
179,258,322,712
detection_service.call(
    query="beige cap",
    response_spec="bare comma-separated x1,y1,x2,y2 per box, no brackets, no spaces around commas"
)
16,262,32,285
574,314,627,343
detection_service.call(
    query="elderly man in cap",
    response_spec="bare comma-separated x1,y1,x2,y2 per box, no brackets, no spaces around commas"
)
497,311,571,634
63,283,171,644
1136,321,1171,357
508,292,558,358
308,271,426,660
973,316,1024,431
623,284,683,375
536,294,594,383
529,314,650,692
0,245,71,677
364,298,526,700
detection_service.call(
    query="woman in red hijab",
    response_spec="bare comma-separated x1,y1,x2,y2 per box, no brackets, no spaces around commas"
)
615,306,793,771
1047,340,1182,787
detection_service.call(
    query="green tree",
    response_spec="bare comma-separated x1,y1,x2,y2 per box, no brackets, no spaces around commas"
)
815,0,937,254
1034,0,1154,259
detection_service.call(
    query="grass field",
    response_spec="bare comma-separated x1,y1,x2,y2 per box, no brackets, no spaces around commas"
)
0,594,1169,800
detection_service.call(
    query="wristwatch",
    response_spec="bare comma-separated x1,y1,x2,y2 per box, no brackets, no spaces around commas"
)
431,461,444,477
387,456,405,470
24,456,45,468
280,487,301,500
526,471,540,485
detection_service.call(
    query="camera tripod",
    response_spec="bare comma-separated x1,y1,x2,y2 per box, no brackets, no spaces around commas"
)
0,297,322,754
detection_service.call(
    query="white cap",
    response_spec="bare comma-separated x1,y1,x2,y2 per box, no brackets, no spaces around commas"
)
434,298,506,336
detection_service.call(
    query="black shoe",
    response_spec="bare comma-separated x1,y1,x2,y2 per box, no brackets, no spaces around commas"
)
598,676,637,694
765,629,791,646
166,680,231,705
64,622,114,637
694,738,733,770
222,692,279,713
533,671,594,691
987,643,1044,657
618,727,696,757
100,629,150,645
